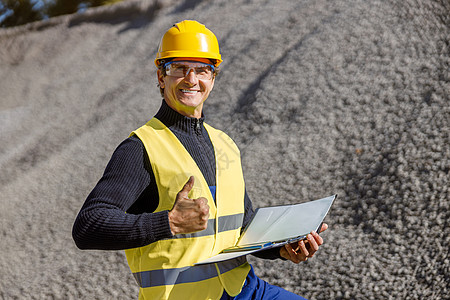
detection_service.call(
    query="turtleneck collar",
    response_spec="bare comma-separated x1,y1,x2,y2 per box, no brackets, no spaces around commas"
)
154,100,205,135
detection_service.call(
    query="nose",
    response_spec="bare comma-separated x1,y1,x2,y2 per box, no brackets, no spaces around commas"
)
184,68,198,84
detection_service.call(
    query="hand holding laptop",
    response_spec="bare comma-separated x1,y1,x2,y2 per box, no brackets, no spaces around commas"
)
195,195,335,265
280,223,328,263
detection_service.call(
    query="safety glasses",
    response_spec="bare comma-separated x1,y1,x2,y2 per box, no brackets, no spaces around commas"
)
164,61,215,80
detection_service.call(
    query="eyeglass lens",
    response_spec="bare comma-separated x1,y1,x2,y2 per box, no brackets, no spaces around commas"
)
165,61,214,80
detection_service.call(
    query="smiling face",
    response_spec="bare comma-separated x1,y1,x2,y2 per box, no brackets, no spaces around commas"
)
157,57,215,118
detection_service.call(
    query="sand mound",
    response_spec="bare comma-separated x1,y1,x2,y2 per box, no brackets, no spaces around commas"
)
0,0,448,298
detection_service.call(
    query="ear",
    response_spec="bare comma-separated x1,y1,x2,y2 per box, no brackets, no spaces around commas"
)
157,69,165,88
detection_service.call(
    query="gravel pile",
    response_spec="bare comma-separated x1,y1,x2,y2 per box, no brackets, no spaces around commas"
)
0,0,448,299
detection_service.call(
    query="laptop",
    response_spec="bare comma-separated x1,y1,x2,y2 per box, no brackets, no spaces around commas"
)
195,194,336,265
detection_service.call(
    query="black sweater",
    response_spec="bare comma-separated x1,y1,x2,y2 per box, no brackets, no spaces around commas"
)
72,101,280,259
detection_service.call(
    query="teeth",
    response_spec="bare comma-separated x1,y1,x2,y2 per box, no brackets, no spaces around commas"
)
181,89,197,94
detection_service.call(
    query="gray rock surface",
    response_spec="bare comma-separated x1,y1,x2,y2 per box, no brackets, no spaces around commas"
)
0,0,448,299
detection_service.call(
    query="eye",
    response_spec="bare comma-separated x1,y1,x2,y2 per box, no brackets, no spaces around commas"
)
195,67,208,74
177,66,189,72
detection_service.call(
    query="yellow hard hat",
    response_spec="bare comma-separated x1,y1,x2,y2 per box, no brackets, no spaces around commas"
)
155,20,222,67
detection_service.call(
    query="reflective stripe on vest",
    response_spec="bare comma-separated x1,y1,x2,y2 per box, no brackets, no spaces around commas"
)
171,213,244,239
133,256,247,288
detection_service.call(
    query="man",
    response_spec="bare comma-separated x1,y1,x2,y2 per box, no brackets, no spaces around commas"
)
73,20,327,300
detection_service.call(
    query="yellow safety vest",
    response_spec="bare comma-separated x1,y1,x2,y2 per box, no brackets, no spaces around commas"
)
125,118,251,300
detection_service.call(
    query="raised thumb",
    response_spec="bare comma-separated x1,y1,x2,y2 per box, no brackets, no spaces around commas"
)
179,176,194,197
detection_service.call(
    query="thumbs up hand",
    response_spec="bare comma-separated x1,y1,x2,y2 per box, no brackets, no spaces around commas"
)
168,176,210,235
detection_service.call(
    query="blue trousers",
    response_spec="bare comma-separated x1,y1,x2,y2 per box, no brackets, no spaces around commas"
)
220,265,307,300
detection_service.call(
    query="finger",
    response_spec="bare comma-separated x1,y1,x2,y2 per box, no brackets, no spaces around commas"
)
319,223,328,233
298,239,309,258
201,205,210,221
195,197,209,212
293,239,303,252
312,230,324,246
193,197,209,223
308,234,319,252
307,234,319,254
294,242,300,253
285,243,300,263
179,176,194,198
198,215,209,230
196,197,208,206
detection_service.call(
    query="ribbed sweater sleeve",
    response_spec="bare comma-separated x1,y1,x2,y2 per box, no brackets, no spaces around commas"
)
72,137,173,250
